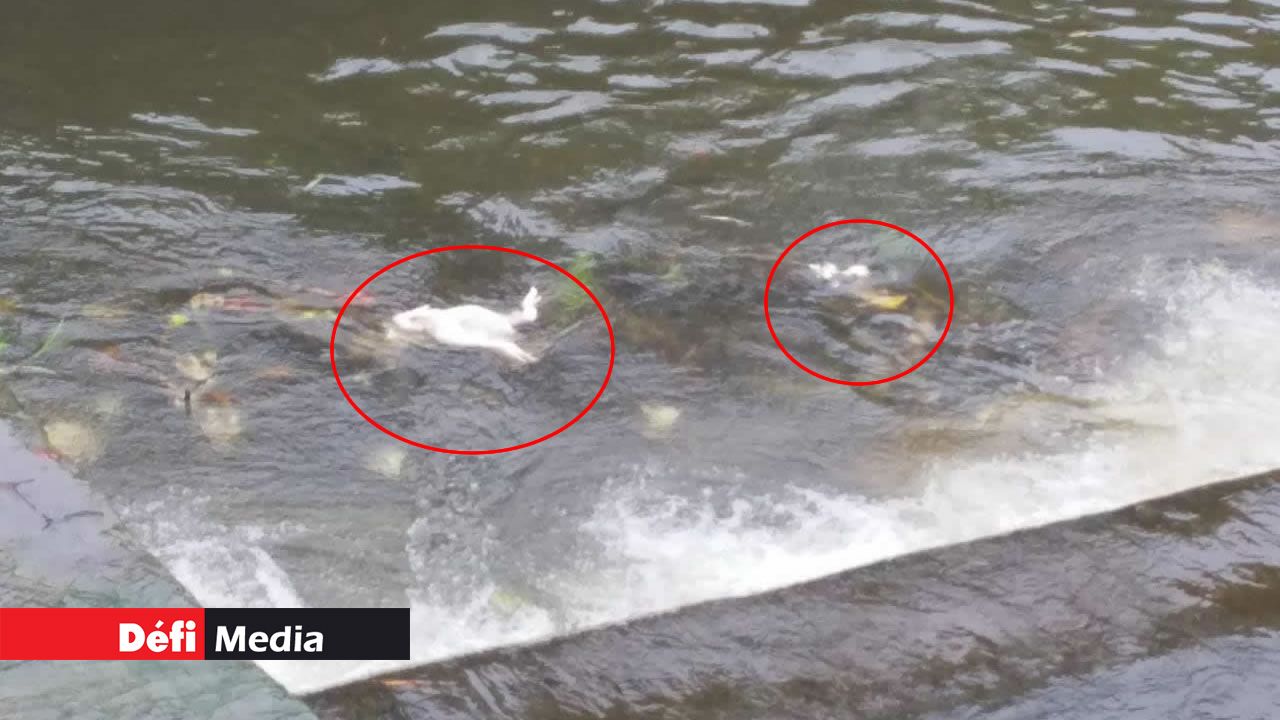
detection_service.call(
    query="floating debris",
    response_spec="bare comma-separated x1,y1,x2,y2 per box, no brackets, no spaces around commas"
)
175,351,217,383
640,403,682,436
279,306,339,322
808,261,913,311
44,420,102,463
221,296,272,312
300,173,421,197
699,214,752,227
189,293,225,310
28,317,66,361
194,405,242,444
82,304,129,319
93,393,125,418
0,298,18,315
197,388,237,406
33,447,65,463
366,446,407,480
0,364,59,378
660,262,688,286
253,365,295,381
810,262,870,284
858,292,909,311
168,312,191,328
190,292,272,313
96,344,123,361
302,286,378,307
186,289,272,312
549,252,599,321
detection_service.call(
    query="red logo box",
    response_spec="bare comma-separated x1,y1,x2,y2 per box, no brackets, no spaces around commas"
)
0,608,206,660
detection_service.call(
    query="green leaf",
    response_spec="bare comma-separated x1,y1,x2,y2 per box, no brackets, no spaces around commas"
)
168,313,191,328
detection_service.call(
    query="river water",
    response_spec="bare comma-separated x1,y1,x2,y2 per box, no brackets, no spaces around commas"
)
1,0,1278,716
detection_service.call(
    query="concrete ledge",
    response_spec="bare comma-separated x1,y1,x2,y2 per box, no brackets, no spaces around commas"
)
0,420,315,720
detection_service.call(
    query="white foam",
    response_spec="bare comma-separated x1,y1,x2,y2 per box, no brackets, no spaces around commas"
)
131,502,307,610
566,264,1280,616
135,264,1280,695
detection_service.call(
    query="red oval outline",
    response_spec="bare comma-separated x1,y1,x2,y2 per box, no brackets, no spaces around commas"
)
764,218,954,386
330,245,615,455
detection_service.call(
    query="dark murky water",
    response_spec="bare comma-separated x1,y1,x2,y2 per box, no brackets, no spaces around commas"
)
1,0,1278,716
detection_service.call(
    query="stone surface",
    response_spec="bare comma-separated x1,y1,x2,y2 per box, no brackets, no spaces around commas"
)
0,419,315,720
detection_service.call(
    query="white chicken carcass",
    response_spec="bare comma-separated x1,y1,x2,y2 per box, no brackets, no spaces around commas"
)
388,286,542,364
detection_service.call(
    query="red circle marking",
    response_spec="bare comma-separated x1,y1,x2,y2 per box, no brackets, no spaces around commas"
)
764,219,954,386
330,245,615,455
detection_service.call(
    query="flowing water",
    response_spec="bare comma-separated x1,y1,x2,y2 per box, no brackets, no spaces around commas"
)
1,0,1278,716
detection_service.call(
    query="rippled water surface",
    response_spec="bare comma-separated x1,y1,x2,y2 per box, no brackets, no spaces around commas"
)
1,0,1278,716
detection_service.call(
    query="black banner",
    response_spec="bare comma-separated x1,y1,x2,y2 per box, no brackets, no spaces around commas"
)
203,608,409,660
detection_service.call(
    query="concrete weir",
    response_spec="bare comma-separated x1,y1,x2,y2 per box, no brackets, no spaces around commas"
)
307,468,1280,720
0,420,313,720
4,401,1279,719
